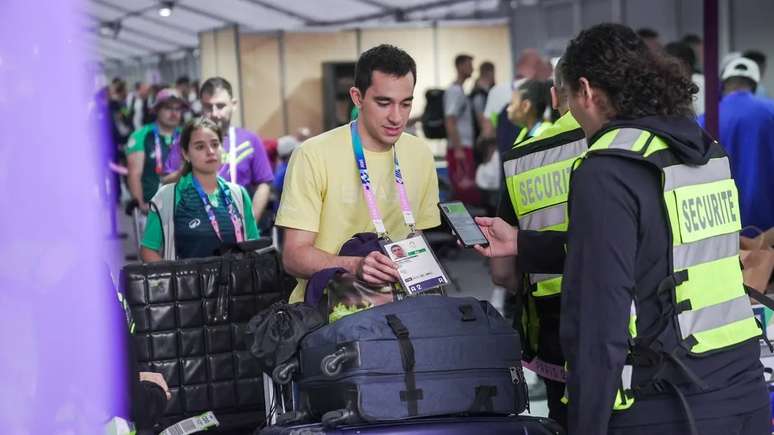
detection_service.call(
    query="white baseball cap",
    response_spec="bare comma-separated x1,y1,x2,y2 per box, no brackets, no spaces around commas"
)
721,57,761,84
277,135,300,158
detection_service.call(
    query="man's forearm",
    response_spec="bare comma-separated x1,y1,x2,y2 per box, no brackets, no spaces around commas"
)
252,183,271,221
283,244,360,280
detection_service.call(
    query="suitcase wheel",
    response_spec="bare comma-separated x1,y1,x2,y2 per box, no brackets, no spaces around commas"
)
320,347,357,377
272,358,298,385
321,408,357,427
275,410,310,426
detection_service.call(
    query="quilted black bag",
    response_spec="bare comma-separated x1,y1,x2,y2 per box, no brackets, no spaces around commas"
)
120,241,294,431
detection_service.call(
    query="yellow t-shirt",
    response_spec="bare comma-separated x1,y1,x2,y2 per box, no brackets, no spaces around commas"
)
276,123,441,303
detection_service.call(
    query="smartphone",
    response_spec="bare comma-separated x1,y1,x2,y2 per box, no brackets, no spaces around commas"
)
438,201,489,248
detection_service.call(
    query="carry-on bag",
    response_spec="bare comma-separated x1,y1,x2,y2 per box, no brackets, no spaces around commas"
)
121,240,294,431
258,414,563,435
286,295,527,425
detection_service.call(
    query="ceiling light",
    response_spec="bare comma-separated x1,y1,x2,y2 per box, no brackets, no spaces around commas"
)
158,1,174,17
99,21,121,39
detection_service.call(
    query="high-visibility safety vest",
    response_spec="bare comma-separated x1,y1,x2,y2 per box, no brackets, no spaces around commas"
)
572,126,762,411
512,120,553,146
503,112,586,298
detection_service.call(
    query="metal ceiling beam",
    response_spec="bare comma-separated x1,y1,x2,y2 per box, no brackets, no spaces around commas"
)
96,39,148,58
314,0,474,26
103,35,158,53
355,0,390,9
98,37,153,56
239,0,316,23
119,25,192,49
85,12,189,49
91,0,198,37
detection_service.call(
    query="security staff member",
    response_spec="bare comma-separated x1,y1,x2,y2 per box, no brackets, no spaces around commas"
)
491,58,584,430
476,24,769,435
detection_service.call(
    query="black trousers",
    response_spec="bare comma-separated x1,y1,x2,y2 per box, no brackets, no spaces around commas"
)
542,377,568,431
608,404,771,435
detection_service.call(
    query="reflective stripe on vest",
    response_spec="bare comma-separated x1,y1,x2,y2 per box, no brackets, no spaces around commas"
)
504,126,587,298
518,203,567,232
505,139,587,216
584,130,759,357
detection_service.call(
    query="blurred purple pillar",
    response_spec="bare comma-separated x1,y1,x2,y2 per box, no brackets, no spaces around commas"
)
704,0,720,137
0,0,126,433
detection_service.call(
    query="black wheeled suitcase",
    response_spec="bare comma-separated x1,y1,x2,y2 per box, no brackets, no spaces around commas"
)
258,415,564,435
283,295,527,425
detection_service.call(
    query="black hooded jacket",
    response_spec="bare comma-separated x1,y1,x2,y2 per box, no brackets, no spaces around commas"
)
517,116,768,434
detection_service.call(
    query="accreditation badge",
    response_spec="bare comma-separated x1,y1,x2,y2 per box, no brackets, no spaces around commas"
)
383,234,449,295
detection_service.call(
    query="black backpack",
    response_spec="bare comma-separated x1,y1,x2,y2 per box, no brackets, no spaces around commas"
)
421,88,447,139
469,85,489,141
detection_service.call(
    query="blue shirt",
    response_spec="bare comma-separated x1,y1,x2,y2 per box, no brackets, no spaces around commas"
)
699,91,774,234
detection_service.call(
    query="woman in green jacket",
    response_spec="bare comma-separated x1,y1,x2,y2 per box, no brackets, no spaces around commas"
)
141,118,259,261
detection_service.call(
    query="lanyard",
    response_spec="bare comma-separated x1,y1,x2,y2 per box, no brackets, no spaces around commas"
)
152,125,179,175
228,126,237,184
190,176,245,243
350,121,415,239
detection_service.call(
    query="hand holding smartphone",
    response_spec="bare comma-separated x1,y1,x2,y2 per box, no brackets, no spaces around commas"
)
438,201,489,248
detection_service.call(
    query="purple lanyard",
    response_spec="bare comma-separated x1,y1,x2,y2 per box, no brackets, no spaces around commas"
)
350,121,416,239
190,176,245,243
152,126,178,175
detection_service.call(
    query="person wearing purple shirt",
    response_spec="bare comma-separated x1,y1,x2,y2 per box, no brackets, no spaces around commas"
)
166,77,274,222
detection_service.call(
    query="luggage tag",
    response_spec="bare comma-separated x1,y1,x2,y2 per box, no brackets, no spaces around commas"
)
381,233,449,295
159,411,219,435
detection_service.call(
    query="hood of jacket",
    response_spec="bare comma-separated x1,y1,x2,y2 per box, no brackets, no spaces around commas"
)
599,116,715,165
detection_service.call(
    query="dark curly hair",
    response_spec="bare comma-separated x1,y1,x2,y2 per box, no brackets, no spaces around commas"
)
563,23,697,119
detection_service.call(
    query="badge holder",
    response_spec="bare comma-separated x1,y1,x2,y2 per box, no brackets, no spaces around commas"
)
380,232,450,297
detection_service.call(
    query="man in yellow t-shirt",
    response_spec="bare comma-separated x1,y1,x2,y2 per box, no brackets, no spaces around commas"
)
276,44,441,303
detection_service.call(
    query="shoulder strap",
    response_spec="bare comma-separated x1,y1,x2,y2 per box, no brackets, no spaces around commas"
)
226,182,246,222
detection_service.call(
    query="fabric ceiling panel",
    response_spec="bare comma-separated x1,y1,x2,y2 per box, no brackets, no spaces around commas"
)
116,31,179,53
183,0,302,30
88,2,126,21
98,38,149,58
87,0,507,62
258,0,379,22
100,0,157,10
120,17,199,46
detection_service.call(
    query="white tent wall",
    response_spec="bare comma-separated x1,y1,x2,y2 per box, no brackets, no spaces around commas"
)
222,22,510,138
200,25,244,127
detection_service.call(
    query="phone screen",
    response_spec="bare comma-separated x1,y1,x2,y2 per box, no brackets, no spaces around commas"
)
439,201,489,246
